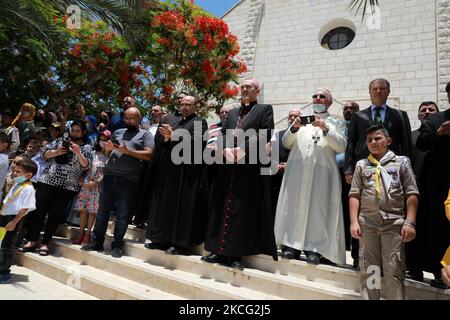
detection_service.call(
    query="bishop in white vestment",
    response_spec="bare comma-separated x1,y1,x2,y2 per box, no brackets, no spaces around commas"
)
274,89,347,265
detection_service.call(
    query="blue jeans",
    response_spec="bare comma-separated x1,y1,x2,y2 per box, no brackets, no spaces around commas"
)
92,175,138,249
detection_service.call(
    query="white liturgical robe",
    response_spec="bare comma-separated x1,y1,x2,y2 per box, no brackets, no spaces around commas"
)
274,113,347,264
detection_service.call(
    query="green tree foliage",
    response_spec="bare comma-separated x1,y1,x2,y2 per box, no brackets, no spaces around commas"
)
141,0,245,116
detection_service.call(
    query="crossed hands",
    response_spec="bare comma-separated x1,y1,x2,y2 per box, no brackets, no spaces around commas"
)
223,147,246,163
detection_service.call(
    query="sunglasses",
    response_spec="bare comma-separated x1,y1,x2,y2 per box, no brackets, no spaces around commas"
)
312,94,326,99
123,100,132,104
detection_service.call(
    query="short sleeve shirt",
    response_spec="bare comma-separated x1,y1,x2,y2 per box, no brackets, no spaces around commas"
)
1,183,36,216
349,154,419,219
105,128,154,182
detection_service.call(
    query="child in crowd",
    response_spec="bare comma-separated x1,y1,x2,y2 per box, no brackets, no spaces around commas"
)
72,132,109,245
349,125,419,300
0,157,37,284
0,133,10,200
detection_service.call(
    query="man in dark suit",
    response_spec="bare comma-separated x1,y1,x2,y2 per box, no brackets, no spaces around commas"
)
202,78,278,270
344,78,413,268
414,82,450,289
344,78,412,184
406,101,439,281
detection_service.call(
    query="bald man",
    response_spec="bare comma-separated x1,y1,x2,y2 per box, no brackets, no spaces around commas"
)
83,107,154,258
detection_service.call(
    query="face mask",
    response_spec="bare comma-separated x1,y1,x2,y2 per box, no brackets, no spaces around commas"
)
14,176,27,184
312,104,327,114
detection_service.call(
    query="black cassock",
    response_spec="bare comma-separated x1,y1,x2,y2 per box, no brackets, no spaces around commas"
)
145,114,209,248
414,109,450,276
204,102,278,260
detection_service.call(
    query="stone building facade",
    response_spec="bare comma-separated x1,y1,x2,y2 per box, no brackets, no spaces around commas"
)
223,0,449,129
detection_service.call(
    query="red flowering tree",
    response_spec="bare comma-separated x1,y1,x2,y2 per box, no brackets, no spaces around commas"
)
141,0,246,116
49,19,145,111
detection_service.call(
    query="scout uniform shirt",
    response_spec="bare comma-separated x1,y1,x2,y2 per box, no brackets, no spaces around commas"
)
349,150,419,220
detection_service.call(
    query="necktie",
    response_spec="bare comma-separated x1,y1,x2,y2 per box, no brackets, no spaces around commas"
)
374,107,382,125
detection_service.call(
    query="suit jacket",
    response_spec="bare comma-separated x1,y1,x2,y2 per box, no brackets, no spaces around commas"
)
344,106,412,175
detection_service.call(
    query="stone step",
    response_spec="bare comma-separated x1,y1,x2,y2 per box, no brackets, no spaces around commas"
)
14,251,183,300
245,253,450,300
95,238,359,300
47,239,283,300
57,225,450,300
58,223,208,255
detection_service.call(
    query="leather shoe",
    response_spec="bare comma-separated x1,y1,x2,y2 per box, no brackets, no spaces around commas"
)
281,247,299,260
307,252,321,265
81,242,103,252
230,260,244,270
201,253,224,263
144,242,169,250
111,247,123,258
165,246,179,255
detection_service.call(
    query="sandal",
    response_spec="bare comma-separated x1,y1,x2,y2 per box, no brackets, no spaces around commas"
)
72,233,85,245
81,234,91,245
38,247,50,256
18,245,37,253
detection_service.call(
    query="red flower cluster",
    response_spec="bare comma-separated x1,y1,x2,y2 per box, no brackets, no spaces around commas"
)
193,16,229,38
202,60,215,83
156,37,172,47
70,44,82,57
223,84,239,98
203,33,215,51
100,45,112,56
237,60,248,74
103,32,116,41
163,85,174,96
152,10,186,32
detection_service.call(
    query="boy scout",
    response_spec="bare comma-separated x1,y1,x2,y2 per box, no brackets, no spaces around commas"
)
349,125,419,300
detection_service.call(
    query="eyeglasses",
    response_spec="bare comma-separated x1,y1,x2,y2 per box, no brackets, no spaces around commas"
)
312,94,326,99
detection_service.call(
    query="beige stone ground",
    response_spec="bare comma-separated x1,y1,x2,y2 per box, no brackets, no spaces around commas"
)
0,265,97,300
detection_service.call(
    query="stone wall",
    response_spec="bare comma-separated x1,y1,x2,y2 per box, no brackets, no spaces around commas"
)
224,0,441,129
437,0,450,108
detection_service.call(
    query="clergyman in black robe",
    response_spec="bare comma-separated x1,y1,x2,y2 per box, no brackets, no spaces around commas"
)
144,95,209,254
202,78,278,270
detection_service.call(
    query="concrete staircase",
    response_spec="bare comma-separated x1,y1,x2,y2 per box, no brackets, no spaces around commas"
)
13,223,450,300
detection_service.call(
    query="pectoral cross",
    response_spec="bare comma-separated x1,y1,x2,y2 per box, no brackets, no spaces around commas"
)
312,133,321,144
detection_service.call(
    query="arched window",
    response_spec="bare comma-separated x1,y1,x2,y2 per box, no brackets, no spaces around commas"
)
321,27,355,50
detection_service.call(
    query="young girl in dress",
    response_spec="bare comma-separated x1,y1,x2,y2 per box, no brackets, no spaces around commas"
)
72,131,110,245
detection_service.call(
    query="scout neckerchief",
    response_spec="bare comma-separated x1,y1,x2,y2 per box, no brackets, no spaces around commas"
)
0,181,32,216
367,150,395,199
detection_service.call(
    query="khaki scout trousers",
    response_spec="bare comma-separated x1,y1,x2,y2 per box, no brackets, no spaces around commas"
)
358,215,406,300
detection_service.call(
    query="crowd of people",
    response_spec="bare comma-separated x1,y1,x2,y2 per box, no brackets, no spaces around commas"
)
0,78,449,300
